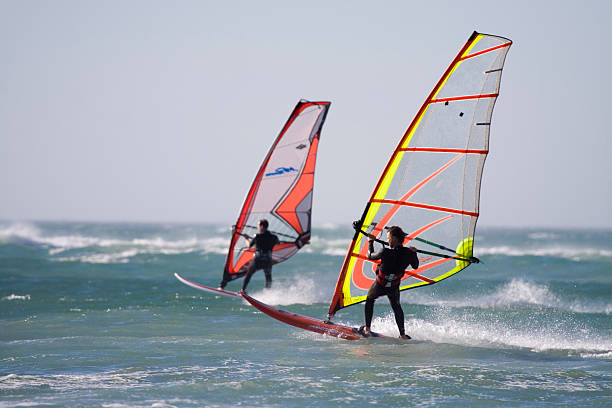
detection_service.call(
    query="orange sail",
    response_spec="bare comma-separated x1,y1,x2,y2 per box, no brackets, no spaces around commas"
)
222,100,331,283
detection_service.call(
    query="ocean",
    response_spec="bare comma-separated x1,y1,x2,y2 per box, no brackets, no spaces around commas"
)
1,221,611,407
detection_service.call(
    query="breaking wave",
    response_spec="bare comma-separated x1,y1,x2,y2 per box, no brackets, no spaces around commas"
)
476,245,612,261
408,278,612,315
0,222,229,264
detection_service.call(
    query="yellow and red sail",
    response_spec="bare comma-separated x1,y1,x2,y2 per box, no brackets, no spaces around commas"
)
223,100,331,283
328,32,512,317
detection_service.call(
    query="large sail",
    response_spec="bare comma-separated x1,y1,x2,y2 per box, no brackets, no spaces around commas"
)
222,100,331,283
328,32,512,317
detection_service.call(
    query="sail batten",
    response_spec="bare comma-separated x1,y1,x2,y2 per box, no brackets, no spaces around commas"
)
328,32,511,317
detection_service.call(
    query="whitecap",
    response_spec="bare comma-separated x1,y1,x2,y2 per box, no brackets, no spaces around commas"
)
368,312,612,356
476,245,612,261
407,278,612,315
1,294,31,301
528,232,559,240
251,277,328,306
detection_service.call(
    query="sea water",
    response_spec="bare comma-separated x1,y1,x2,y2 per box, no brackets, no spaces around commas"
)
1,221,610,407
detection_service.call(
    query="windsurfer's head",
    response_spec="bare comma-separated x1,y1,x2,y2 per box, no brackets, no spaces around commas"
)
258,219,269,232
387,226,406,248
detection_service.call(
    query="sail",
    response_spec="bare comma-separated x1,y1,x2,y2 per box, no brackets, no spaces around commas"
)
328,31,512,317
222,100,331,283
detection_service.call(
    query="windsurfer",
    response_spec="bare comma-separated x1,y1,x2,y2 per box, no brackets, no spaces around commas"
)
360,226,419,339
236,219,280,293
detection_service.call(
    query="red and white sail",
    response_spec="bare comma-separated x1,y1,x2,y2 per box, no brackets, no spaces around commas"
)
222,100,331,283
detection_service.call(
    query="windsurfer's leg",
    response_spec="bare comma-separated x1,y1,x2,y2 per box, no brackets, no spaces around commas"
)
364,282,382,330
241,263,256,292
264,265,272,289
388,288,406,336
364,298,375,329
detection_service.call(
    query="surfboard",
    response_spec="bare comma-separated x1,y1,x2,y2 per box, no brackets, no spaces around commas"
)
174,273,240,298
240,291,388,340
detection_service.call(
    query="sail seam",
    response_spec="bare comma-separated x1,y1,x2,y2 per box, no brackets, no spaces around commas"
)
460,42,512,60
371,199,479,217
430,93,498,103
399,147,488,154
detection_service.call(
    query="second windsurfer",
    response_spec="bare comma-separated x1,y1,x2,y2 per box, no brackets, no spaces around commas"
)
236,219,280,293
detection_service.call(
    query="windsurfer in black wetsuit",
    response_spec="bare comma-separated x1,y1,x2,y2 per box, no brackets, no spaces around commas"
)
360,225,419,339
238,219,279,293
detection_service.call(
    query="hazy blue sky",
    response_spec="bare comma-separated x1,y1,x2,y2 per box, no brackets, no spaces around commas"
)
1,0,610,228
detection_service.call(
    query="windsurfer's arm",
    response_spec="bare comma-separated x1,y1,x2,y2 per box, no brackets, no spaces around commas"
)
407,246,419,269
367,238,384,260
232,226,252,244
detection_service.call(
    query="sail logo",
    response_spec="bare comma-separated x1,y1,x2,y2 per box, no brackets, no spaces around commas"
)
265,167,298,177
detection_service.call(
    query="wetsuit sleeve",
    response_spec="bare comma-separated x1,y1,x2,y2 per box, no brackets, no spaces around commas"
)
248,235,257,248
273,234,280,247
367,240,384,261
408,249,419,269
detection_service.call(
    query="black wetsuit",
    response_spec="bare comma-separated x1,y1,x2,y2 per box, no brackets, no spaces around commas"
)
241,230,280,291
364,240,419,336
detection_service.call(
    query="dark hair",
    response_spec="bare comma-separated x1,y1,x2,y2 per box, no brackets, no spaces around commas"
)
387,226,406,239
258,219,269,229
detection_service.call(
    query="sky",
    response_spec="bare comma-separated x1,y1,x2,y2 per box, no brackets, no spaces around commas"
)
1,0,611,229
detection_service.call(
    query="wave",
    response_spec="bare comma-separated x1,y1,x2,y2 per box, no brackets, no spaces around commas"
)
369,312,612,358
0,222,230,264
3,222,610,264
306,236,348,256
249,277,328,306
408,278,612,315
1,294,31,301
527,232,560,240
308,235,612,261
475,245,612,261
248,278,610,316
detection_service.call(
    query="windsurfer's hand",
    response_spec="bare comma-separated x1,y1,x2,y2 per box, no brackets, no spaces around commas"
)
408,246,417,252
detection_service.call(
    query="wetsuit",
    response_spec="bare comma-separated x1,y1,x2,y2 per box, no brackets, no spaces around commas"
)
241,230,280,291
364,240,419,336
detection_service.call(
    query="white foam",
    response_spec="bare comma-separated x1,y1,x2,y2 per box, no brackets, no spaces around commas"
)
200,237,230,255
49,235,227,264
1,294,31,301
369,312,612,357
251,277,327,306
0,222,229,262
475,278,560,309
580,351,612,359
0,222,43,242
527,232,559,240
476,245,612,261
55,249,139,264
408,278,612,315
306,235,348,256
